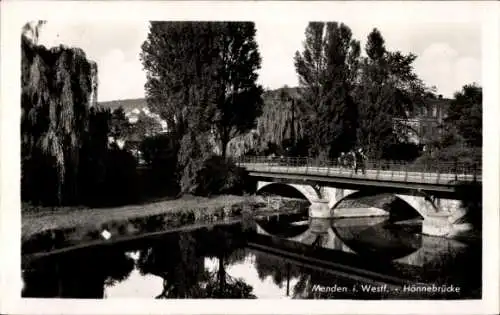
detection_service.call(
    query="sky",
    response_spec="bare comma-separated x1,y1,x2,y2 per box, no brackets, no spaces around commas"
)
37,20,482,102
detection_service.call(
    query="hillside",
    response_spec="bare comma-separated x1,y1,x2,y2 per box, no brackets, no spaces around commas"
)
97,87,303,113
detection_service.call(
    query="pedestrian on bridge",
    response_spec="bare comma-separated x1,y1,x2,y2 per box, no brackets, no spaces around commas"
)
348,150,357,172
354,148,367,175
338,152,346,168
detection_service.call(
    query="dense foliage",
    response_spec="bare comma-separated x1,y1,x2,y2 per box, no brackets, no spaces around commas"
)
445,84,482,148
355,29,429,159
140,22,263,193
21,26,94,205
293,24,430,159
294,22,360,158
21,23,139,207
194,156,249,196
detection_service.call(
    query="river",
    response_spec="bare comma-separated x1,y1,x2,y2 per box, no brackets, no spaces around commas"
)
21,207,481,300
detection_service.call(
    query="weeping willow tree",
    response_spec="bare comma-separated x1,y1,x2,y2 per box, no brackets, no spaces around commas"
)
21,21,97,205
256,86,305,153
223,86,307,157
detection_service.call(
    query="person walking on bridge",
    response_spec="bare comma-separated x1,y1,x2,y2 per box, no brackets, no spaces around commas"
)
338,152,346,169
354,148,367,175
348,150,357,173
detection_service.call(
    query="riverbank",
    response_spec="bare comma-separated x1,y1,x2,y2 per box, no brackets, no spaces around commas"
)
22,195,250,239
22,194,309,255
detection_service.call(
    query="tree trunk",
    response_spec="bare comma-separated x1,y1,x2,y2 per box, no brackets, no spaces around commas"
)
221,141,228,159
218,254,226,297
291,99,295,146
221,130,230,158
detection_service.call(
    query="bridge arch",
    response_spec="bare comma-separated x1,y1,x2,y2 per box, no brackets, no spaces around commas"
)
330,189,437,219
256,221,339,247
256,182,321,203
256,220,310,239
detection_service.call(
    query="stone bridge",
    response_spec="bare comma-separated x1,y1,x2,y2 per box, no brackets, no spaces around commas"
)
256,181,473,239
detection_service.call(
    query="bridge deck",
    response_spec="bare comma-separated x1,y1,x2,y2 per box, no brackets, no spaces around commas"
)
240,162,481,185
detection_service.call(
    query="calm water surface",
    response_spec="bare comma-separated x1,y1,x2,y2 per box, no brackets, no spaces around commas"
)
22,209,481,300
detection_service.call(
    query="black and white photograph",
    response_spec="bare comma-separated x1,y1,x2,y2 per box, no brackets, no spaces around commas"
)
1,1,499,315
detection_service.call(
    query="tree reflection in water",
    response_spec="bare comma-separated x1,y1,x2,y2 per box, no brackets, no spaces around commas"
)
23,247,136,298
253,250,300,294
252,250,389,299
136,227,256,298
23,225,256,299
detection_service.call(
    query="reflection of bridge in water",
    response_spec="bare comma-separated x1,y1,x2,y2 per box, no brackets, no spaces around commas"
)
254,216,469,268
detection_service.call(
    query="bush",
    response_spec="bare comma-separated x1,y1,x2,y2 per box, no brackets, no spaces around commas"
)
140,133,179,197
194,156,249,196
412,144,481,172
382,142,422,162
80,145,139,207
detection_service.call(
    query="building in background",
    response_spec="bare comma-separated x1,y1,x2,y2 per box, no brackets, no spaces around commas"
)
393,95,450,147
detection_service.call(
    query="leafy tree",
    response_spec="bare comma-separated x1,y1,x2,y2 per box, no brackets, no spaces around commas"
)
194,156,248,196
132,111,163,138
109,107,131,142
141,22,263,194
141,22,219,139
78,107,111,203
355,28,429,159
211,22,263,158
141,21,262,156
294,22,361,158
140,133,178,198
141,22,223,192
413,84,482,169
177,132,214,194
445,83,482,148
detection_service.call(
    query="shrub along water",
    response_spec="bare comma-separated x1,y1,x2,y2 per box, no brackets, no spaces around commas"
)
194,156,249,197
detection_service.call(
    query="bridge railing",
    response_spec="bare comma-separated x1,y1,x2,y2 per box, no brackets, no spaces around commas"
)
235,155,482,184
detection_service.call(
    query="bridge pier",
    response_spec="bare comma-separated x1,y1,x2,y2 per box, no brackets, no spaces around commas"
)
309,200,332,218
422,214,454,237
308,217,331,234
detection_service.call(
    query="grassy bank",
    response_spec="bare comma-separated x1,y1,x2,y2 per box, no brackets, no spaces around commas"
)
22,195,253,239
22,194,309,255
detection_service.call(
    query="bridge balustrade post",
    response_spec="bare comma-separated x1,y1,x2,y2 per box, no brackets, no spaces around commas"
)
454,160,458,181
473,163,477,182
